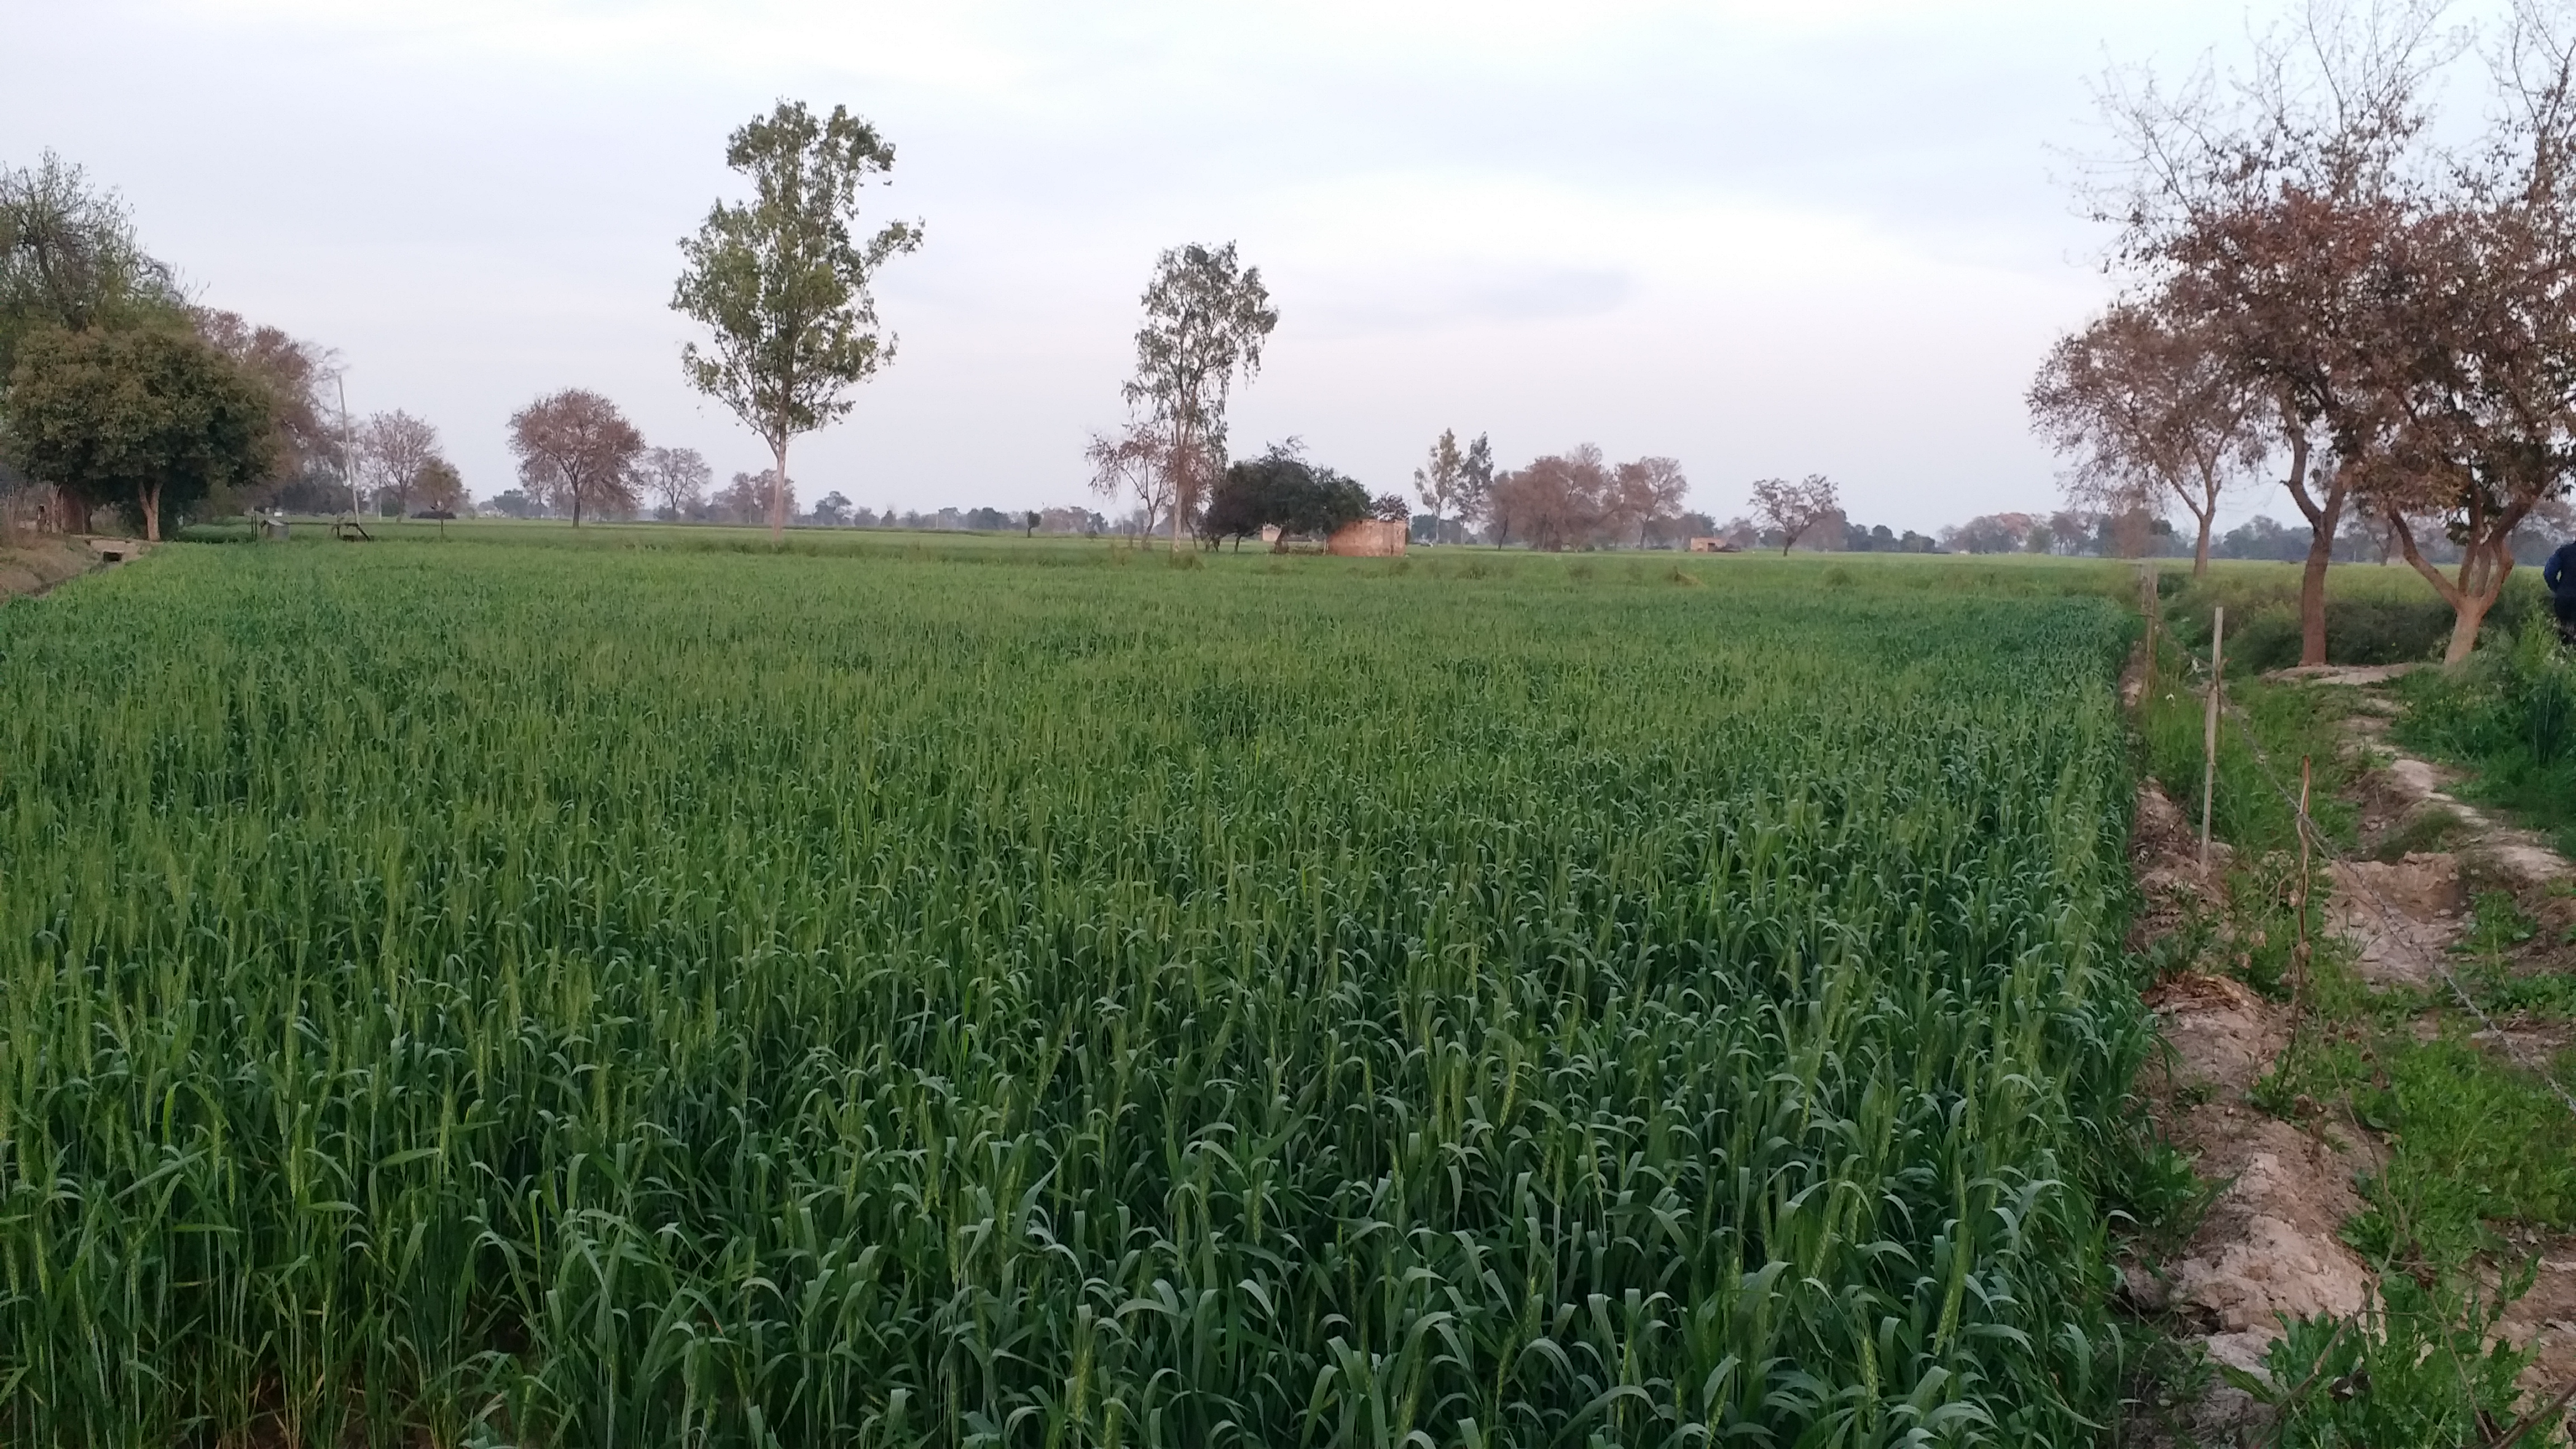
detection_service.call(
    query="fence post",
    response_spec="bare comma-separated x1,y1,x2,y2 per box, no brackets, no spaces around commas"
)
2293,755,2313,1026
2141,566,2160,703
2200,605,2225,874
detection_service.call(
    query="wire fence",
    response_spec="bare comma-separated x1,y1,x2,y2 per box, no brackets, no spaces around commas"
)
2156,613,2576,1120
2147,600,2576,1444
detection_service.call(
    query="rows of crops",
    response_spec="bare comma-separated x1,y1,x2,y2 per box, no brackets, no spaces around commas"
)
0,542,2145,1446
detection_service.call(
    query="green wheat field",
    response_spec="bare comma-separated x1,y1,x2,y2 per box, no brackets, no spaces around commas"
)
1,534,2150,1446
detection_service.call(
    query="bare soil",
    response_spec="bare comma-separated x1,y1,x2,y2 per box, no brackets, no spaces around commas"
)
2130,782,2374,1402
0,537,106,599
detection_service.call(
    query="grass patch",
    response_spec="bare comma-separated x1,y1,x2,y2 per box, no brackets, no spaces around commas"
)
2395,621,2576,848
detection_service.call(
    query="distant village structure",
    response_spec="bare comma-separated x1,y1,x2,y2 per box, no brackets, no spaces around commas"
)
1326,519,1407,557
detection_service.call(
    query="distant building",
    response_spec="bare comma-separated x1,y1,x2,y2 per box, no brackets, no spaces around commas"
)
1687,537,1739,553
1326,519,1407,557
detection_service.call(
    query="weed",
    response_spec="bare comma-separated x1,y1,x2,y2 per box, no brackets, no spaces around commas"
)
2250,1272,2551,1448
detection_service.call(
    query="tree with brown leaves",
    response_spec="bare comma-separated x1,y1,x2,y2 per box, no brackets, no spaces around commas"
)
2362,10,2576,662
1491,447,1612,551
1748,475,1840,555
194,309,341,511
358,410,441,517
1611,456,1689,547
2029,299,2265,576
2090,0,2447,659
506,390,642,527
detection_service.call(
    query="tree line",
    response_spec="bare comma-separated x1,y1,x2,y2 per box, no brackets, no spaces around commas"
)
2035,0,2576,664
0,154,474,539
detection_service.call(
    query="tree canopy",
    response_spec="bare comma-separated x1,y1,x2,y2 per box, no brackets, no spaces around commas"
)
1124,243,1276,553
2,323,274,539
506,390,643,527
0,153,180,384
1200,444,1368,549
673,101,921,543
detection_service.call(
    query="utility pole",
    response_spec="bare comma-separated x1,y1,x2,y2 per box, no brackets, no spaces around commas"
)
338,375,359,520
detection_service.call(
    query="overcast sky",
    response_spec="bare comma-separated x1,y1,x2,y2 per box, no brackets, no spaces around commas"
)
5,0,2289,529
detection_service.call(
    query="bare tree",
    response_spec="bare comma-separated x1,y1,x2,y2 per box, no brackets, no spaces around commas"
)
2029,299,2265,575
1749,475,1840,554
1124,242,1277,554
637,446,713,519
358,411,441,517
506,390,643,527
1085,420,1178,542
673,101,922,544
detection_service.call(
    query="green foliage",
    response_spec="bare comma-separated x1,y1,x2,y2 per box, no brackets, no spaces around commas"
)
2298,1033,2576,1266
0,541,2154,1444
671,101,921,485
2397,622,2576,844
2252,1273,2549,1448
2,322,274,538
2154,569,2523,673
2138,644,2359,861
1202,443,1370,546
0,151,183,382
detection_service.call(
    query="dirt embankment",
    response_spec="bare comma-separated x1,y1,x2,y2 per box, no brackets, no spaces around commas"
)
2128,779,2377,1441
2131,661,2576,1440
0,536,115,599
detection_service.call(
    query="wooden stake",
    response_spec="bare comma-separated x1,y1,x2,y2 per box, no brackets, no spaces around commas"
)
2294,755,2313,1024
2138,564,2160,704
2200,605,2225,873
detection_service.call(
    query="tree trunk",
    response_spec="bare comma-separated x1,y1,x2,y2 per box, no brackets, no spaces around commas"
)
2388,510,2506,666
2277,430,2342,667
141,481,162,543
771,438,790,546
2189,505,2212,577
1167,420,1191,558
2445,574,2501,665
2298,525,2335,666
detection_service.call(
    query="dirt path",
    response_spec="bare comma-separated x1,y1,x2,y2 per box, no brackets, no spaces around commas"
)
2286,666,2576,1398
2128,779,2376,1441
2127,658,2576,1438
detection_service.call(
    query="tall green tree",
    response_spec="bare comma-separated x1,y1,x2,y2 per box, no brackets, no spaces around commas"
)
3,324,273,539
673,101,922,546
0,153,179,385
1460,432,1496,541
1412,428,1464,542
1124,243,1277,556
